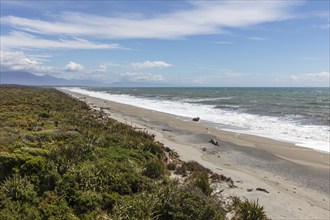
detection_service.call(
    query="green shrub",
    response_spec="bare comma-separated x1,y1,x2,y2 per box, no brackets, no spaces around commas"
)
102,192,120,210
21,155,46,175
39,162,61,193
39,111,50,118
156,184,224,220
142,159,165,179
0,174,38,204
174,163,188,176
166,162,176,170
0,201,42,220
185,161,211,174
237,198,267,220
38,191,78,219
193,171,213,196
141,142,164,159
0,152,39,180
230,196,241,209
111,193,159,220
73,190,103,214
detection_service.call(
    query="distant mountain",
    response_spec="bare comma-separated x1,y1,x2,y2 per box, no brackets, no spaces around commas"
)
0,71,107,87
0,71,172,87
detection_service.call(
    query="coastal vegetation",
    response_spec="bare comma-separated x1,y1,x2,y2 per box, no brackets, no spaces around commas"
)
0,86,267,219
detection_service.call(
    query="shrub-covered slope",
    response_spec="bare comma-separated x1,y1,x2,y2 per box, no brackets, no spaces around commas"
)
0,86,231,219
0,86,266,220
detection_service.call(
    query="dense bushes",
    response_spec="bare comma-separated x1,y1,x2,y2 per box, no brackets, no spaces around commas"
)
0,86,266,219
0,86,167,218
156,184,224,220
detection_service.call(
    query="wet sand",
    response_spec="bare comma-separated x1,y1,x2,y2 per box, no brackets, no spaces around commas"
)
61,89,330,220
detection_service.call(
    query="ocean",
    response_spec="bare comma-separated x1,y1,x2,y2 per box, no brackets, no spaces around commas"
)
64,87,330,153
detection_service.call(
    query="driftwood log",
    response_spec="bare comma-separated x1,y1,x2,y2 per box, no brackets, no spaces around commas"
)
209,138,219,146
192,117,200,122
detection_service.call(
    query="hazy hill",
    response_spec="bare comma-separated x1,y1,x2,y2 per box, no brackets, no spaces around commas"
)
0,71,105,87
1,71,173,87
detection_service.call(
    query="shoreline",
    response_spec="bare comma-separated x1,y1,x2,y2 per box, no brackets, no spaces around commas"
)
63,87,329,153
61,89,330,219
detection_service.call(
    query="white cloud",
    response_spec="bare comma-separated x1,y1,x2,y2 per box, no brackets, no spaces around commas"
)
249,36,266,41
299,56,322,61
0,50,56,73
98,64,108,71
1,1,299,40
191,70,253,85
0,50,113,81
131,60,172,69
86,64,109,79
0,31,123,50
312,23,330,29
64,61,84,72
215,41,234,45
120,72,164,82
290,71,330,82
219,72,245,77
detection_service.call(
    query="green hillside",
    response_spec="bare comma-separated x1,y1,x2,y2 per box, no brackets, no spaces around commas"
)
0,86,266,220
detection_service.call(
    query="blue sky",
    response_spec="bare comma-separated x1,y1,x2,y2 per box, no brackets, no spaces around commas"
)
0,0,329,87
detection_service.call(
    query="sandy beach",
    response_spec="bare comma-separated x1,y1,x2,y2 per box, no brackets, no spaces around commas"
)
61,89,330,220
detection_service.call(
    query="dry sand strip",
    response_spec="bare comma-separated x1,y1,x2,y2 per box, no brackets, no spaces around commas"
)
61,89,330,220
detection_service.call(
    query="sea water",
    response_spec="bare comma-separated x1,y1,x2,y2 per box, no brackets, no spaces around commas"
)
64,87,330,153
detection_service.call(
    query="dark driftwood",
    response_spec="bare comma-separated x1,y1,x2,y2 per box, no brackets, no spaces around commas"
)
209,138,219,146
256,187,269,193
192,117,200,122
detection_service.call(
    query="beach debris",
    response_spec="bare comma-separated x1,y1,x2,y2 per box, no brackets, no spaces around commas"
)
192,116,200,122
210,173,222,182
162,128,172,132
256,187,269,193
167,163,176,170
169,150,179,159
101,107,111,110
247,188,253,192
202,147,206,151
226,177,235,188
210,173,236,188
174,164,188,176
159,143,181,165
209,138,219,146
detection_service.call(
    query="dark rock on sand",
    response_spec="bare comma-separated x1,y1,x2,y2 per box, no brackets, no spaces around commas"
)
256,187,269,193
192,117,200,122
209,138,219,146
